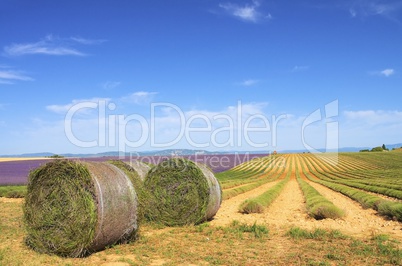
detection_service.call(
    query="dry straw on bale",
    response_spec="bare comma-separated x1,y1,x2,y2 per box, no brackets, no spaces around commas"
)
24,160,138,257
144,158,222,226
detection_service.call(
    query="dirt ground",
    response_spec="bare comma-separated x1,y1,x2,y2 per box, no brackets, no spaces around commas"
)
1,153,402,265
211,154,402,242
0,157,51,162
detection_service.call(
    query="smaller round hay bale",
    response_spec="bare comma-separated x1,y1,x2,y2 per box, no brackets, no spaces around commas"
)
108,159,152,223
24,160,138,257
128,160,151,181
108,160,150,182
144,158,222,226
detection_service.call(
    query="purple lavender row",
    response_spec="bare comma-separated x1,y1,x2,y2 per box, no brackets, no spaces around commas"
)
0,154,268,185
0,160,50,185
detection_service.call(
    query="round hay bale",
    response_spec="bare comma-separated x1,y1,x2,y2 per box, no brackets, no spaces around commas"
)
108,159,150,182
23,160,138,257
195,162,222,220
108,160,152,223
128,160,151,181
144,158,222,226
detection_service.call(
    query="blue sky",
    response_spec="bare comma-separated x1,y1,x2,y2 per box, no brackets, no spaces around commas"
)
1,0,402,154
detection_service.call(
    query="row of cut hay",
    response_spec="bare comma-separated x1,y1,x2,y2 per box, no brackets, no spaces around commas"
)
216,168,263,182
222,166,284,200
325,169,402,190
336,154,375,171
304,170,402,222
238,170,291,214
0,185,26,198
218,159,281,190
296,173,345,220
220,174,265,190
335,169,402,184
303,154,402,197
230,155,272,173
316,171,402,199
216,155,281,183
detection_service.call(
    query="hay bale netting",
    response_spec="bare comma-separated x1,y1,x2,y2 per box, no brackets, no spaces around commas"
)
107,159,150,182
144,158,222,226
128,160,151,181
23,160,138,257
108,159,151,223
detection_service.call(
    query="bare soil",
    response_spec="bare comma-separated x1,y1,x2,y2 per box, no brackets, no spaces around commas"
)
211,154,402,242
0,157,51,162
1,153,402,265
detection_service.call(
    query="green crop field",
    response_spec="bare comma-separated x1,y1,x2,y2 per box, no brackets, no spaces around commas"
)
1,152,402,265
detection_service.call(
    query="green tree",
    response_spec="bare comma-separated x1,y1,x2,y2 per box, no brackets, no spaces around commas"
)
371,146,383,152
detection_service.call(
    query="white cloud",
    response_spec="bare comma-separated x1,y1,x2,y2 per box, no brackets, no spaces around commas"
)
344,110,402,125
70,36,106,45
122,91,158,105
348,0,402,21
219,0,270,23
370,68,395,77
184,102,268,121
240,79,259,86
0,69,33,84
3,34,104,57
14,95,353,153
380,68,395,77
5,43,85,56
292,65,310,72
102,81,121,90
341,109,402,147
150,101,275,150
349,8,357,17
46,97,111,114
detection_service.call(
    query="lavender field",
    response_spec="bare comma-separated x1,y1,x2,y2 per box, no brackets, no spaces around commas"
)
0,153,267,185
0,160,50,185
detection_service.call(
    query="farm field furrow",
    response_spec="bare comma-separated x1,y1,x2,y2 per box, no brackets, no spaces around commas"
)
304,169,402,221
210,179,282,226
219,156,285,193
2,152,402,265
256,156,310,229
300,155,402,203
319,171,402,193
309,166,402,201
295,156,345,220
212,152,402,240
299,171,402,238
221,158,286,200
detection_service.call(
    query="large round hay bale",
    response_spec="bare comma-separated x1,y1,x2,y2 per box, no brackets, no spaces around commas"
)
196,162,222,219
144,158,221,226
23,160,138,257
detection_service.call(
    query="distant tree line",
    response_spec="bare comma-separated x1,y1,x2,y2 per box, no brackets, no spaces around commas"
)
47,154,65,158
359,144,389,152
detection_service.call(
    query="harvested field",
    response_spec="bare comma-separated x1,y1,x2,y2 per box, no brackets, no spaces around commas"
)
1,152,402,265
